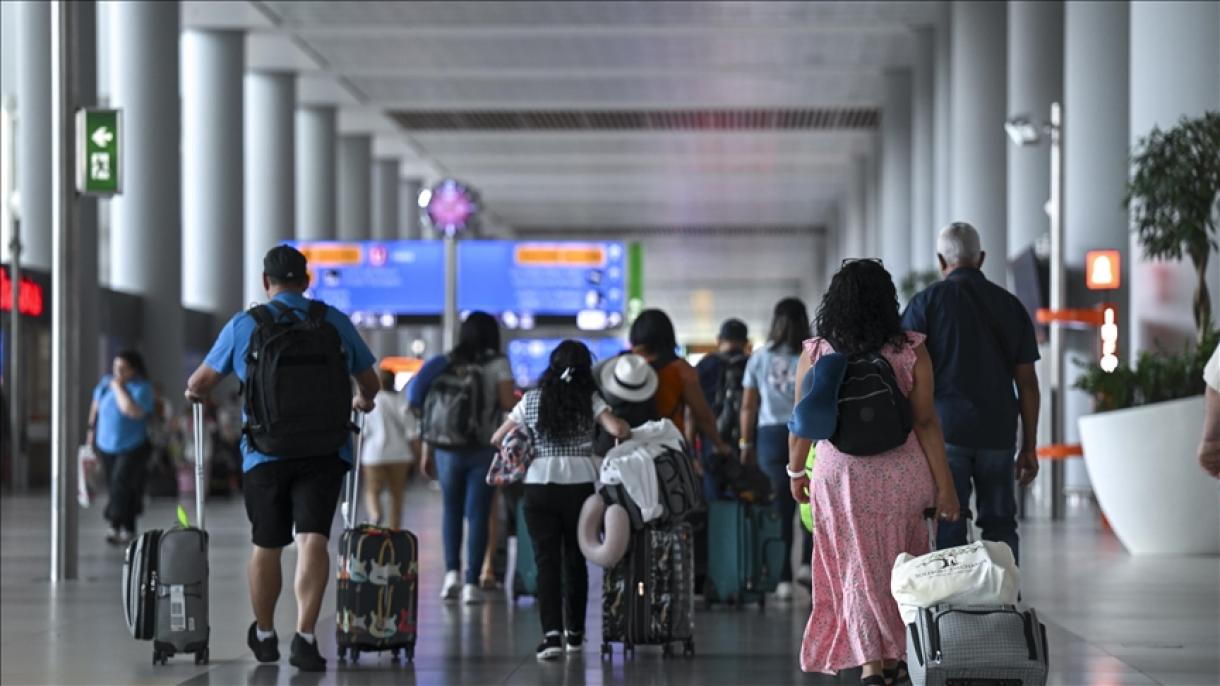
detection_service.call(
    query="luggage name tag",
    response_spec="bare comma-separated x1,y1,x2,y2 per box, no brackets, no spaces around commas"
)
170,585,187,632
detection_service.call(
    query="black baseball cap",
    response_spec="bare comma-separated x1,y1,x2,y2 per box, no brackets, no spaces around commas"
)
719,318,748,342
264,245,309,281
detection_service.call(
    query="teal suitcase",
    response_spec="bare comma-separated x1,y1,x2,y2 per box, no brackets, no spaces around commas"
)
511,501,538,600
703,501,786,610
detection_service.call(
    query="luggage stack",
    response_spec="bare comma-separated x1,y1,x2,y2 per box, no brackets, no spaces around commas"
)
123,402,210,666
599,441,703,659
895,509,1049,686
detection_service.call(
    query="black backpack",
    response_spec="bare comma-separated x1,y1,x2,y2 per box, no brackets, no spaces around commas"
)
830,350,913,456
421,354,498,449
243,301,353,459
711,352,749,446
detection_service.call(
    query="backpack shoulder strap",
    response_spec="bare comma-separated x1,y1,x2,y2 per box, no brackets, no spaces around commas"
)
247,304,276,328
306,300,329,325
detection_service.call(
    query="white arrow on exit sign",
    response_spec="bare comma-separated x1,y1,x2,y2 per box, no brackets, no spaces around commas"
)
91,126,113,148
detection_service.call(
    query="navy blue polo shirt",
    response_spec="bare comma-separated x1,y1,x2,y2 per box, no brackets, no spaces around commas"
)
900,267,1039,450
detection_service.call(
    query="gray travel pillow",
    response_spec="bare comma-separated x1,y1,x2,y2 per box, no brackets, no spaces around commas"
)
577,494,631,568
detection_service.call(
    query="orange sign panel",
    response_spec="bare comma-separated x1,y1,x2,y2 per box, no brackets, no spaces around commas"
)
514,245,606,268
297,244,363,267
1086,250,1120,290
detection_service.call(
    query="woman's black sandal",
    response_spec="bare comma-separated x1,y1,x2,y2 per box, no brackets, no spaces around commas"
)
883,660,911,685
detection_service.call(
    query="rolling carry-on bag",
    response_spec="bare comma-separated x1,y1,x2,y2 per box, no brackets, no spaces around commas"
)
703,500,785,609
903,509,1048,686
123,401,210,665
511,500,538,600
335,412,419,663
601,523,696,659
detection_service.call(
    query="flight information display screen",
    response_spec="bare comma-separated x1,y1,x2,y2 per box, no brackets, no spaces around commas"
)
292,241,445,322
507,337,629,388
458,241,626,328
289,240,626,328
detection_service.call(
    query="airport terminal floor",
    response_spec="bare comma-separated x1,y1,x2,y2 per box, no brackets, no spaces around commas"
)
1,485,1216,686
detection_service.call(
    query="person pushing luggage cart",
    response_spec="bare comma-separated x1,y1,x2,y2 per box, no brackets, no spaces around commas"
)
185,245,380,673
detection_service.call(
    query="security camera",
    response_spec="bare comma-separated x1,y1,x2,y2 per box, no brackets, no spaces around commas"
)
1004,116,1041,146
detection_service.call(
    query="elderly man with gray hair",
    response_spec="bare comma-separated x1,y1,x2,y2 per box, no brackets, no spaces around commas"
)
900,221,1041,563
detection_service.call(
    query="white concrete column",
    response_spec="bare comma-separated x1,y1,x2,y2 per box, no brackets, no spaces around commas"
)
1129,0,1220,353
1061,0,1132,495
244,72,295,307
949,1,1008,283
843,156,869,262
397,177,425,355
1007,1,1063,260
864,138,882,259
17,0,52,270
933,20,952,231
337,134,372,240
110,0,183,388
182,30,244,317
911,28,936,273
371,158,399,241
881,70,914,283
295,105,335,241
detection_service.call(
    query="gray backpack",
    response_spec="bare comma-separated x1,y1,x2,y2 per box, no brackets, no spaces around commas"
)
421,355,499,449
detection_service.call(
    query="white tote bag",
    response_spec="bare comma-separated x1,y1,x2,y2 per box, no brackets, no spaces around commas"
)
891,540,1021,623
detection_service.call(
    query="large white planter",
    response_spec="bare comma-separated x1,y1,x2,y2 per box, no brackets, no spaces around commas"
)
1078,396,1220,555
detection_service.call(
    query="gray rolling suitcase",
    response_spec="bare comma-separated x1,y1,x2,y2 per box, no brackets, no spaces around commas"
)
905,509,1048,686
122,402,210,665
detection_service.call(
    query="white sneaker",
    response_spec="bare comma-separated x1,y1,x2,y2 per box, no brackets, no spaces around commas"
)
795,565,812,586
461,583,484,605
774,581,793,601
439,571,461,601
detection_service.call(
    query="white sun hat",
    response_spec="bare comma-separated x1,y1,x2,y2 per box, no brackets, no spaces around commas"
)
599,353,658,403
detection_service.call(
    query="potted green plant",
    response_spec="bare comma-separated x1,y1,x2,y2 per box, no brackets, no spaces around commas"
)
1075,111,1220,556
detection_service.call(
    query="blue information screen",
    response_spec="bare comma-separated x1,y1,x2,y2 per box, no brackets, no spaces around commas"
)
507,337,629,388
291,241,445,318
288,240,626,327
458,241,626,325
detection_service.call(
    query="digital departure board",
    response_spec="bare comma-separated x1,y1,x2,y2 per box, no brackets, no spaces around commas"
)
288,240,627,328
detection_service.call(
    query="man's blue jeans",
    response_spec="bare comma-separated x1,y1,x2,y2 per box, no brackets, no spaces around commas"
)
435,447,495,584
937,444,1020,564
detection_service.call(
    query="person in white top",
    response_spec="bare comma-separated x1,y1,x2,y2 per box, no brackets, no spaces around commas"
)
1198,342,1220,479
491,340,630,661
360,369,421,528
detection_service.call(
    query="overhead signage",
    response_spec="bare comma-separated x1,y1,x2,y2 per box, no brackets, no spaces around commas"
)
1085,250,1120,290
76,108,121,195
507,338,629,388
290,240,626,328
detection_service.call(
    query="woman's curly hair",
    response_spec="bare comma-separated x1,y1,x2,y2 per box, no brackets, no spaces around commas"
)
813,259,911,355
536,340,599,440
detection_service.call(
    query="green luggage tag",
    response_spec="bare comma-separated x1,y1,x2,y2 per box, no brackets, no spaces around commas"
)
177,504,190,529
799,445,816,532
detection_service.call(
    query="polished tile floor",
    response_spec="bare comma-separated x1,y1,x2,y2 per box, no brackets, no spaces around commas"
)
1,483,1216,686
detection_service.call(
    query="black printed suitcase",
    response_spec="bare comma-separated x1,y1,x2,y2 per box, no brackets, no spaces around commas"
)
334,411,419,663
601,523,695,659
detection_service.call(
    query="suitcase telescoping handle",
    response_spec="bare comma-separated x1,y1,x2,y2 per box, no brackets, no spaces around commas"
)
192,401,206,531
342,411,366,530
922,507,973,548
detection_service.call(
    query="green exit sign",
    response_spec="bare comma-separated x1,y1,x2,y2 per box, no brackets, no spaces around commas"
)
75,108,121,195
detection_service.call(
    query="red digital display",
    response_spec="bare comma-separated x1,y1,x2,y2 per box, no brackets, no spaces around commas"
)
0,267,45,318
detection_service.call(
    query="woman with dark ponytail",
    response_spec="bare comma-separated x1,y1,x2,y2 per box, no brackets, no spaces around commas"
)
491,340,630,661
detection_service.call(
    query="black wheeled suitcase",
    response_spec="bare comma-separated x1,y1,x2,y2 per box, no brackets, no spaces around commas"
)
335,412,419,663
601,523,696,659
122,402,210,665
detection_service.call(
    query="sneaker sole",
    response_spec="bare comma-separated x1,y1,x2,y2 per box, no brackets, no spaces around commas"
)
536,648,564,661
565,644,583,654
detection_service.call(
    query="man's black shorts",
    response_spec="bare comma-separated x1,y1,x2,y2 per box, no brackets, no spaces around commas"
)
243,454,348,548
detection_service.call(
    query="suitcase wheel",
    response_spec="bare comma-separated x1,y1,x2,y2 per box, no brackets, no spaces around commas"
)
194,647,209,665
337,644,347,662
600,643,611,660
406,644,415,663
757,595,766,612
624,643,635,659
683,640,695,658
350,647,360,663
662,644,674,658
152,649,169,666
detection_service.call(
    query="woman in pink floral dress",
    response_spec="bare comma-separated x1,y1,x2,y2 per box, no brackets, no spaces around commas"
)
788,259,960,686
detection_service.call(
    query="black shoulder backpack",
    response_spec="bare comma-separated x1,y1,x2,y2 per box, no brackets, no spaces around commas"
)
830,345,913,456
243,301,353,459
712,352,749,446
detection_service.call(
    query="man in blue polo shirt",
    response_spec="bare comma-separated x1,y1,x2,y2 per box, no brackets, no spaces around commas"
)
185,246,379,672
901,222,1041,563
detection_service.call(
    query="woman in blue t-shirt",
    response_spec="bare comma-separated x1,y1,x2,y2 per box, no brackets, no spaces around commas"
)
87,350,157,545
740,298,812,599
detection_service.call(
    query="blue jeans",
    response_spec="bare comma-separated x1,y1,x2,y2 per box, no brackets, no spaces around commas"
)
435,447,495,584
937,444,1020,563
757,424,812,582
